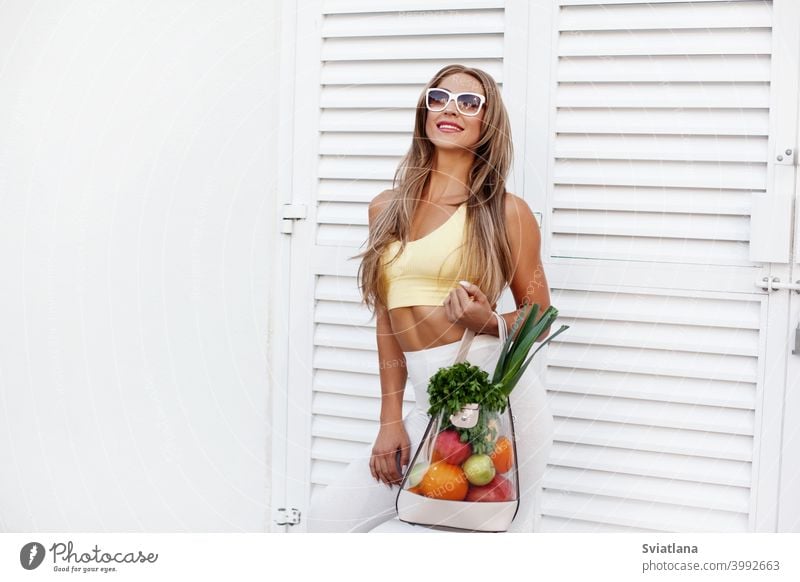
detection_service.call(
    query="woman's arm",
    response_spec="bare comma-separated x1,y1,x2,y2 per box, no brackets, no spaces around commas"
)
375,298,407,426
499,193,552,342
367,191,411,486
368,190,408,425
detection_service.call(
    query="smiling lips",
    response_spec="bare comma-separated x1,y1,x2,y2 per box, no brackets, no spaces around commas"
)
436,121,464,133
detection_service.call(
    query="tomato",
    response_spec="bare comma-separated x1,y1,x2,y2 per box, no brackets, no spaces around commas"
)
490,436,513,473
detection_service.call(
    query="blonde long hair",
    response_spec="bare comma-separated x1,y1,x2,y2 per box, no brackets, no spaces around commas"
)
352,64,515,313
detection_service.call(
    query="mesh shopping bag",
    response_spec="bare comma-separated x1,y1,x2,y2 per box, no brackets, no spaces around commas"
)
395,303,569,532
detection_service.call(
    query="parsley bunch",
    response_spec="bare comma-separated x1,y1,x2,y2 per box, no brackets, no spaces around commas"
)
426,361,508,420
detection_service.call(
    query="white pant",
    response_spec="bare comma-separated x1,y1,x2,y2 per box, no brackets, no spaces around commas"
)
306,333,555,533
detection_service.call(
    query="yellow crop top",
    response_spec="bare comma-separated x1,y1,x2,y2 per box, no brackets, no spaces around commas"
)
381,202,467,310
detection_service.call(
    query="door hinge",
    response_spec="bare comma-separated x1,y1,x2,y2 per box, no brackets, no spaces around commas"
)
755,277,800,293
280,203,307,234
274,507,301,526
793,324,800,356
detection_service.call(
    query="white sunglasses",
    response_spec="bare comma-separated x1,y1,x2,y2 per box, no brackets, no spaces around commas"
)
425,87,486,117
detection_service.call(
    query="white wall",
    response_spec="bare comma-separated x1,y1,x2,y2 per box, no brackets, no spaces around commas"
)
0,0,279,531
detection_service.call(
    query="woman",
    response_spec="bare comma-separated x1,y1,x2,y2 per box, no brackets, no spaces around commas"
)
306,64,555,533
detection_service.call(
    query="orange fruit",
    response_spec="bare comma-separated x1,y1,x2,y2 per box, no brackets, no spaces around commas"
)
408,485,424,496
419,462,469,501
490,436,513,473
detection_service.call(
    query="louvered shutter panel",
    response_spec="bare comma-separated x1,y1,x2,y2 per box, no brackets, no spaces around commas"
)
538,0,778,532
310,1,507,500
552,0,771,264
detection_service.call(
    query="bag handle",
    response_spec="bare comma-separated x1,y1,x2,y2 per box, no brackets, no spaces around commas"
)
494,311,508,344
453,328,475,364
452,311,507,365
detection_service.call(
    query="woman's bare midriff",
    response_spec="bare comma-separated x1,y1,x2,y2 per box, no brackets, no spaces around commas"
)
388,304,471,353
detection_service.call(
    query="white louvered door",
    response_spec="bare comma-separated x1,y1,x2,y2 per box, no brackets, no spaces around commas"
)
276,0,800,532
525,0,800,532
279,0,529,530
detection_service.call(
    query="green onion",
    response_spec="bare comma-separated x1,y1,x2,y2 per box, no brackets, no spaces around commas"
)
492,303,570,398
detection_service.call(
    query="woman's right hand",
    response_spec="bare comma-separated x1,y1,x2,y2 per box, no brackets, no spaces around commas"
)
370,423,410,488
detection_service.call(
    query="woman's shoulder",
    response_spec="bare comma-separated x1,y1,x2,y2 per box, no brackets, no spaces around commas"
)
371,188,398,205
503,191,527,218
368,189,398,223
502,192,540,235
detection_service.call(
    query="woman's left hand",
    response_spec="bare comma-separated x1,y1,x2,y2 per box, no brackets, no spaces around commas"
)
443,281,495,333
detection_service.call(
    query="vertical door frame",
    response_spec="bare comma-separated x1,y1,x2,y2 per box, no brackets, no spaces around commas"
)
502,0,530,199
271,0,324,532
522,0,559,262
754,0,800,532
776,0,800,532
286,0,323,533
779,85,800,532
515,0,558,532
269,0,297,533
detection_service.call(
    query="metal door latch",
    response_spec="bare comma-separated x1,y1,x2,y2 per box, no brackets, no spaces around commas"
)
275,507,301,526
755,277,800,293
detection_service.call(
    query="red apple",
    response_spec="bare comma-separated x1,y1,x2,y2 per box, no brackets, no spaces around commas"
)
433,430,472,465
464,474,513,502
